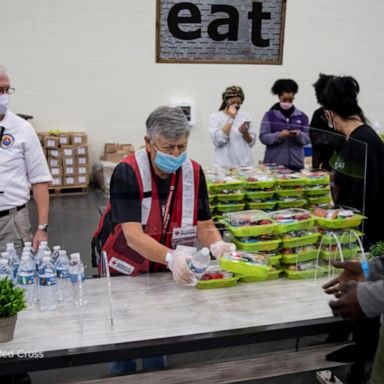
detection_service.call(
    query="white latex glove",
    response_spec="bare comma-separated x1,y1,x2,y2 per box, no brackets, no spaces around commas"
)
167,249,197,286
210,241,236,260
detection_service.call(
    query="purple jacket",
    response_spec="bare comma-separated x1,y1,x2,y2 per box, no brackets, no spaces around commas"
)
259,105,310,170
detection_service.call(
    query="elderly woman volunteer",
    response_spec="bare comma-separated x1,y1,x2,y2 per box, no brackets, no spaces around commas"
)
93,106,233,286
259,79,310,171
209,85,256,167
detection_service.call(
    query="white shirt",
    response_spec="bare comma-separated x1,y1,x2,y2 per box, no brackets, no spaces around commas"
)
209,110,257,167
0,110,52,210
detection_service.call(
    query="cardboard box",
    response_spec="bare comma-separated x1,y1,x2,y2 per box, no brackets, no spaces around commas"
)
58,133,70,146
103,152,127,163
61,145,75,157
47,149,60,158
62,156,75,166
49,167,62,177
75,145,88,156
120,144,135,154
77,165,88,175
77,175,89,185
43,135,59,149
49,177,62,187
63,176,76,186
70,132,88,146
76,156,88,165
105,143,118,153
63,166,77,176
47,157,61,168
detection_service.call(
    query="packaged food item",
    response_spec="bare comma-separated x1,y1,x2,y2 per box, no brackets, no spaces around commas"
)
284,260,328,279
280,229,320,248
313,207,365,229
281,245,319,264
269,209,314,233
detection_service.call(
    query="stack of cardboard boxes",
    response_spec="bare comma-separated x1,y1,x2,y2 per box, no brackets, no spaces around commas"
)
100,143,135,163
39,132,89,188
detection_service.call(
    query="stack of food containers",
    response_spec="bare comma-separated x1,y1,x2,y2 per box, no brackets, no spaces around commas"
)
301,169,332,207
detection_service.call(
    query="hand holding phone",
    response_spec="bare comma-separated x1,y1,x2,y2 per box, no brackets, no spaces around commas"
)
289,130,298,137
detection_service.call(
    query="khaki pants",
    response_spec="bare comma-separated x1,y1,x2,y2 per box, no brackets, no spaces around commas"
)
371,326,384,384
0,207,33,254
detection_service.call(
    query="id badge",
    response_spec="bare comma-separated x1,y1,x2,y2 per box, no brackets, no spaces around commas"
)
172,226,197,248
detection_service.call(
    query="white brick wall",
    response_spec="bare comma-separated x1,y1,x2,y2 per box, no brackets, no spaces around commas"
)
2,0,384,167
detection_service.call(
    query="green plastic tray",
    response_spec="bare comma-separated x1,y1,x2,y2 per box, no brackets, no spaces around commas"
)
216,203,246,213
265,254,282,265
281,233,320,248
246,190,275,200
320,246,360,261
275,218,315,234
224,221,278,237
320,230,363,245
233,237,281,252
305,176,330,186
276,199,306,209
275,188,304,198
216,193,245,202
220,258,269,277
276,178,307,187
284,267,329,280
281,249,319,264
246,201,276,210
208,195,216,204
315,215,365,229
306,195,332,205
196,276,239,289
304,187,331,196
237,269,282,283
242,180,276,189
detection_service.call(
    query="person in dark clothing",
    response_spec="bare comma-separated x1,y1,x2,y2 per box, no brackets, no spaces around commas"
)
320,75,384,384
259,79,310,171
310,74,346,170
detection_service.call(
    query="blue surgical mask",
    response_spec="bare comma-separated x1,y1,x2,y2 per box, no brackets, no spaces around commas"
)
155,149,187,173
0,94,9,115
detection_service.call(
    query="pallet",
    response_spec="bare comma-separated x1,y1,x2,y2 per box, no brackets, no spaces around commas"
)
48,185,88,196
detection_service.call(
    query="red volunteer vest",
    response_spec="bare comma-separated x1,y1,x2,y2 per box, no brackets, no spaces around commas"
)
95,149,200,276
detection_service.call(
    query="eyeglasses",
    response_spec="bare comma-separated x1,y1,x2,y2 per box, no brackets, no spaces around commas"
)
0,88,15,95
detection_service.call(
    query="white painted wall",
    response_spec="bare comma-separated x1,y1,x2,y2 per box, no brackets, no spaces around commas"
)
2,0,384,168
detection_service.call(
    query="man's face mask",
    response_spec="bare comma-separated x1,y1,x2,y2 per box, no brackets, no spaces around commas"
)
154,148,187,173
0,94,9,115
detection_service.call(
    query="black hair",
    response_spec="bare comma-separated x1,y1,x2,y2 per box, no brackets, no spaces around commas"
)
313,73,334,104
271,79,298,96
320,75,365,121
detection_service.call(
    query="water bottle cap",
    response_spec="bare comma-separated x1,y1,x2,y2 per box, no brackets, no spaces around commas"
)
70,252,81,260
43,251,51,257
40,241,48,245
6,243,14,248
200,247,210,257
53,245,61,250
24,242,32,246
38,244,45,249
42,256,51,262
59,250,67,255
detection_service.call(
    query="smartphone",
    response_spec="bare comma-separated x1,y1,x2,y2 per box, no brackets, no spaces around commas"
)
289,130,297,136
243,121,250,130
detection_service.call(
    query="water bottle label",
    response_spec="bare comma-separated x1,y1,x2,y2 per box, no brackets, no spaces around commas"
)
57,269,69,278
39,276,57,286
70,273,85,283
189,261,206,274
18,275,35,285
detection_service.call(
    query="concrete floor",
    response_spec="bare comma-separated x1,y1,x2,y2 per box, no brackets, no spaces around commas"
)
26,187,349,383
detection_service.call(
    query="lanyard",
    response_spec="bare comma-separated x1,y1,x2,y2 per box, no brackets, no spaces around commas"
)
160,171,179,244
0,126,4,148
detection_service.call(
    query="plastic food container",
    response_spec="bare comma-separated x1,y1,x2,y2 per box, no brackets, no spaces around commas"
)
240,174,276,189
245,190,275,200
301,170,330,186
232,236,281,252
276,198,306,209
220,256,270,277
320,229,363,245
284,266,329,280
275,173,307,187
216,192,245,202
305,195,332,206
303,185,331,196
280,230,320,248
223,210,278,237
196,272,239,289
216,202,245,213
246,201,277,210
207,175,243,193
281,247,319,264
313,208,365,229
275,187,304,198
237,267,282,283
269,209,315,234
320,246,360,261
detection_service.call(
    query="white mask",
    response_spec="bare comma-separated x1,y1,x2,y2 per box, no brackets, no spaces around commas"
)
280,102,293,110
0,94,9,114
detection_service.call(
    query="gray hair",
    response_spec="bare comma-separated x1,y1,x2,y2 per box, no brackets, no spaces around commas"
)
146,106,191,141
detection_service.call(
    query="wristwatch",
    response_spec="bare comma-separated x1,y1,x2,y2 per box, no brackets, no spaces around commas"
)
38,224,49,233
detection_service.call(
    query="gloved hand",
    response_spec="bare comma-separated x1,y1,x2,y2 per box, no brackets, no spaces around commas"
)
210,241,236,260
167,249,197,286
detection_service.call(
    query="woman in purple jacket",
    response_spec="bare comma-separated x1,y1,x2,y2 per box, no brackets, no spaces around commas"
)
259,79,310,171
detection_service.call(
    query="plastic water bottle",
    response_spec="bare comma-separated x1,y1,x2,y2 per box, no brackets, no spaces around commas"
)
0,259,12,281
51,245,61,263
38,256,57,310
69,253,86,305
55,250,71,302
17,254,36,308
34,244,46,270
188,247,210,277
6,243,20,282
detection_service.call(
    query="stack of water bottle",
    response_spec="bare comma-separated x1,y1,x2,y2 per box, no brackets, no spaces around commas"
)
0,242,86,311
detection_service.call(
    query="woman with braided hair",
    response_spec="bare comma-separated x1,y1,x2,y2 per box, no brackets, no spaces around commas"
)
209,85,257,167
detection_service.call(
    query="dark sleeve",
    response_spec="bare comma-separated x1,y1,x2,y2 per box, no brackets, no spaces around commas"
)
197,167,212,221
110,163,141,224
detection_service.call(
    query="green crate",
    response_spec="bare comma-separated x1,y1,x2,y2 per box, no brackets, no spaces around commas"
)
208,181,244,193
216,203,245,213
245,190,275,200
246,201,277,210
233,237,281,252
320,246,360,261
275,188,304,198
276,199,306,209
275,219,315,234
220,258,269,277
281,249,319,264
284,267,329,280
196,276,239,289
315,215,365,229
224,221,278,237
281,233,320,248
304,187,331,196
216,193,245,202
